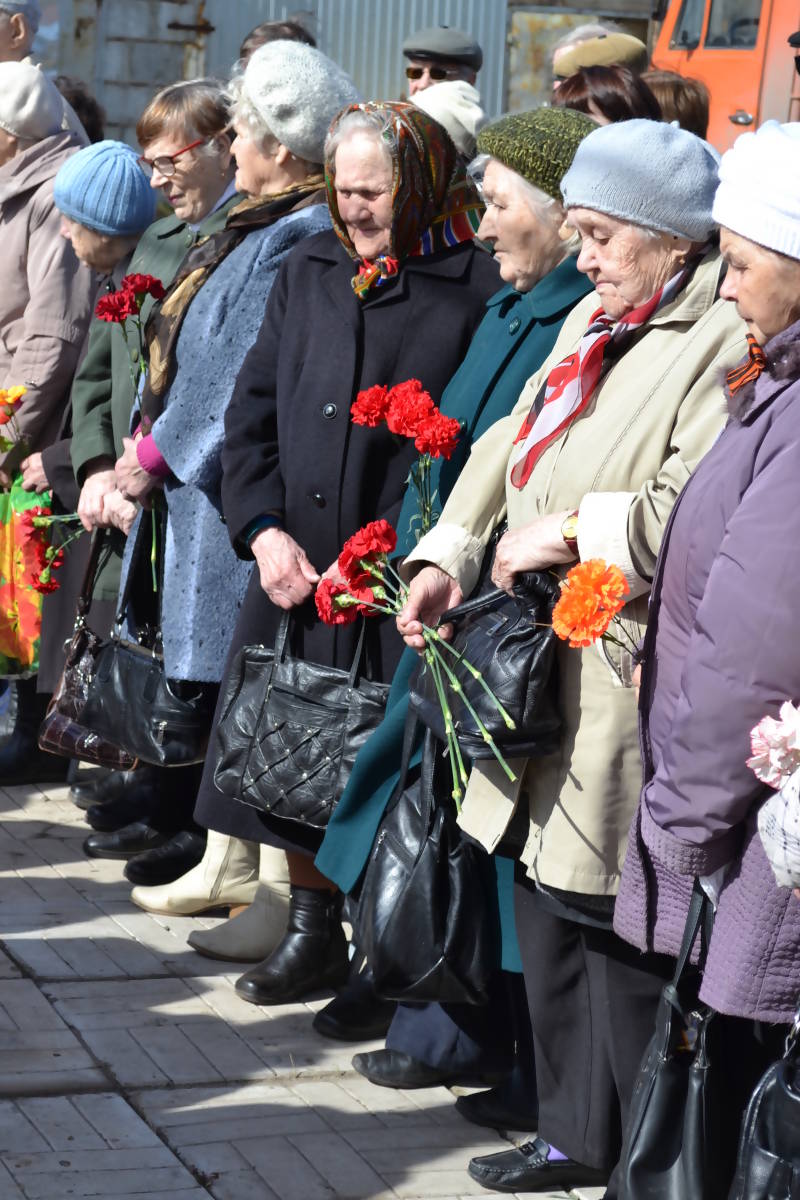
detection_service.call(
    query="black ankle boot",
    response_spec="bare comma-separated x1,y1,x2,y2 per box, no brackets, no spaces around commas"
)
312,954,397,1041
235,886,349,1005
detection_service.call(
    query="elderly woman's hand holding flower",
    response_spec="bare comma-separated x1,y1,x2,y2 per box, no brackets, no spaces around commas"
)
251,526,320,610
397,565,463,651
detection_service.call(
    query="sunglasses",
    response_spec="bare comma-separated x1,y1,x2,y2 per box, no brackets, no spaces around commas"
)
405,64,460,82
138,137,206,179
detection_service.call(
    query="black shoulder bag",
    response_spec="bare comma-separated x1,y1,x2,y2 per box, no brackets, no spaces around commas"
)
213,612,390,830
352,712,498,1006
619,879,729,1200
80,509,214,767
728,1000,800,1200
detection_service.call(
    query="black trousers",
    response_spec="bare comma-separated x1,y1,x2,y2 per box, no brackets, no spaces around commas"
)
514,880,675,1175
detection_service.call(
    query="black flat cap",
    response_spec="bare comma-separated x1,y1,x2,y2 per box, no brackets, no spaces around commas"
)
402,25,483,71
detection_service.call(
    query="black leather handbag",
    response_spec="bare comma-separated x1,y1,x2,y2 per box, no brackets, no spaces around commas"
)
728,1003,800,1200
619,880,728,1200
213,613,390,830
352,714,497,1005
80,511,214,767
408,562,562,760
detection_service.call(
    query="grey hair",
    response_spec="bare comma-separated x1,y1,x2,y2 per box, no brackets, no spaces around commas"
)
324,106,396,167
552,21,620,54
471,152,582,260
226,71,278,154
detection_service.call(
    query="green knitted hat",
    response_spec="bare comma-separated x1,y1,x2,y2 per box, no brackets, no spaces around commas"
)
476,107,597,202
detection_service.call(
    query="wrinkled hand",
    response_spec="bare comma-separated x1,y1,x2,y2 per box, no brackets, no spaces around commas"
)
397,565,462,652
20,452,49,493
77,466,117,531
251,527,320,610
116,437,156,503
491,511,576,595
102,489,138,536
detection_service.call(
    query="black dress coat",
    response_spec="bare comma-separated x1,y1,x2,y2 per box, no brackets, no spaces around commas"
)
194,228,500,851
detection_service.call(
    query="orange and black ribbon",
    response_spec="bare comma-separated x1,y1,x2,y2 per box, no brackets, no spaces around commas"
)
726,334,767,395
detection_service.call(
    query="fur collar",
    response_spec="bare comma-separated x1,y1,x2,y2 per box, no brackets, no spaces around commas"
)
725,329,800,420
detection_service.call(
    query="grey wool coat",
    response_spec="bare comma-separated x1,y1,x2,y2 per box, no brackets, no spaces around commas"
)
120,203,331,682
615,318,800,1022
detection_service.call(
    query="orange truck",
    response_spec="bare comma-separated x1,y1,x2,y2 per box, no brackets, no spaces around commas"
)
651,0,800,149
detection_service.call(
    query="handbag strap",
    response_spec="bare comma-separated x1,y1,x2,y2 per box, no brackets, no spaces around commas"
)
347,619,368,687
75,529,108,621
114,508,155,626
671,878,715,988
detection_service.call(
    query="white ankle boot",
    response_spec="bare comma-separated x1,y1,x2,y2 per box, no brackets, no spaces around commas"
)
187,845,291,962
130,832,260,915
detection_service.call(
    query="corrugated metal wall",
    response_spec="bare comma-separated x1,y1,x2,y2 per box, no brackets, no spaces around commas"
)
204,0,510,117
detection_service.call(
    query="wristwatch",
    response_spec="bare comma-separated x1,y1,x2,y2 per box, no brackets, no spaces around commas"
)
561,510,579,555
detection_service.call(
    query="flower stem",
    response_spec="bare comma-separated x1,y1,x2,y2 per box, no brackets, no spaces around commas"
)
422,622,517,730
426,638,517,783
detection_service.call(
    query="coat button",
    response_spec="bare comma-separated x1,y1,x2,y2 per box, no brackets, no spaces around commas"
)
309,492,326,508
508,317,521,334
322,403,337,419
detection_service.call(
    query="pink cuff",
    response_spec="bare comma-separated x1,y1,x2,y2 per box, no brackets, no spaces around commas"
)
135,433,171,480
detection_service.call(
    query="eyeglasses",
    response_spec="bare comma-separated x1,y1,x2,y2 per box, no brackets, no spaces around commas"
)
405,64,460,82
138,137,206,178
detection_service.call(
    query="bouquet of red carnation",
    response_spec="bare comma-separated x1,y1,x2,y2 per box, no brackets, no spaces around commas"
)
17,505,84,595
95,273,165,395
314,519,517,807
351,379,461,540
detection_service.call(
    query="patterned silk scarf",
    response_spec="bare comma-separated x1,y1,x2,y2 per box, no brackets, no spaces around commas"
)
325,101,483,301
510,265,692,489
726,333,766,395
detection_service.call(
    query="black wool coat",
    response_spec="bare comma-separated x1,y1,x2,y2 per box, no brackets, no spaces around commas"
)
198,229,500,848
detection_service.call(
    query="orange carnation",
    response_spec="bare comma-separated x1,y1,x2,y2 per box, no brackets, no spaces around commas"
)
552,559,629,649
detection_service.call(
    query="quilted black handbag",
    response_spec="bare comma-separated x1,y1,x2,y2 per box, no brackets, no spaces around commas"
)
619,880,729,1200
79,511,214,767
408,562,562,760
213,613,390,830
352,714,497,1005
38,531,136,770
728,1002,800,1200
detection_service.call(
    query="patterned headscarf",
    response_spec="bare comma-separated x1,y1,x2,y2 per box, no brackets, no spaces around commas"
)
325,100,484,300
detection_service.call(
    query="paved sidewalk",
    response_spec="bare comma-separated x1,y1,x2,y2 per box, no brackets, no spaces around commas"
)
0,777,606,1200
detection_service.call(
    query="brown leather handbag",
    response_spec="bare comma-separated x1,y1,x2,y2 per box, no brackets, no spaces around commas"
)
38,531,136,770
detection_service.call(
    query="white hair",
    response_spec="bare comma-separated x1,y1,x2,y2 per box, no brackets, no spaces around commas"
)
226,71,278,153
470,152,581,261
324,107,396,167
552,21,621,55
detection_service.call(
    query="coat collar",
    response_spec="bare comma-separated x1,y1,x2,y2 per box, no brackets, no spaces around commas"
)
729,315,800,424
648,247,726,327
482,256,591,322
0,131,80,203
153,192,241,242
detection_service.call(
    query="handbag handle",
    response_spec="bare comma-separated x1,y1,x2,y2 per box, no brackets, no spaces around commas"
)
114,507,167,632
671,878,715,989
75,529,108,621
273,609,368,687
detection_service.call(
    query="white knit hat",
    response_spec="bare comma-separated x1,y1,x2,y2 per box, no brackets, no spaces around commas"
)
413,80,486,158
0,61,62,141
713,121,800,261
242,40,361,165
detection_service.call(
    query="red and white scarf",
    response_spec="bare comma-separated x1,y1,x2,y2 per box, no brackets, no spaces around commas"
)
509,267,690,489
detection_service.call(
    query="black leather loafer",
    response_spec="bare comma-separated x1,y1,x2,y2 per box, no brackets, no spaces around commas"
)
83,820,170,860
352,1049,509,1091
123,830,206,886
467,1138,608,1193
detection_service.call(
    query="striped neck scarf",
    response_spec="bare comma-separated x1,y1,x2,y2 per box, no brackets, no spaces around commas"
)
510,265,692,489
326,101,483,301
726,334,766,395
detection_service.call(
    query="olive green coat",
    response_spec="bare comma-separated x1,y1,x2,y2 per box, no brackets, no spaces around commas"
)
69,197,239,598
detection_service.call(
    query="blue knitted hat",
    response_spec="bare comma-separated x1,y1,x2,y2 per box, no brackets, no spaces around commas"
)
560,119,721,241
54,140,156,236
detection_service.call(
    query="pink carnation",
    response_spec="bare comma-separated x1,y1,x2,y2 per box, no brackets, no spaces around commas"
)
747,702,800,788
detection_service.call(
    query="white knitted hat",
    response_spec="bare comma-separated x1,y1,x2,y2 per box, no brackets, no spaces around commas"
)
413,80,486,158
713,121,800,261
242,40,361,165
0,61,62,141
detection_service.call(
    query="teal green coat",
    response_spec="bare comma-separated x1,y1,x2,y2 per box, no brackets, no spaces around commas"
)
69,196,239,598
316,256,593,969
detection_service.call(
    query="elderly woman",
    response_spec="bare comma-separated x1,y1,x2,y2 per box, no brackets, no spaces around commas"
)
108,40,359,914
398,120,746,1196
313,107,597,1071
192,100,500,1005
69,79,239,873
614,120,800,1195
0,61,93,781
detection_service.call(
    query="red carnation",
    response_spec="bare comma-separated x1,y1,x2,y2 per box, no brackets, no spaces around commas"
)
95,289,139,323
351,385,391,428
122,273,166,301
338,520,397,585
385,379,435,437
315,578,359,626
414,411,461,460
